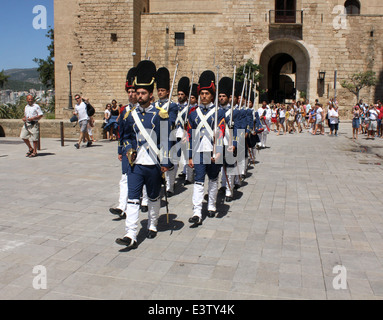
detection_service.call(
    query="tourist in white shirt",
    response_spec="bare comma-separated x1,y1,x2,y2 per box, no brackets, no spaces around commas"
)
20,95,43,158
276,104,286,136
312,103,324,135
73,94,91,149
367,105,380,139
304,100,311,129
257,100,271,148
328,104,339,136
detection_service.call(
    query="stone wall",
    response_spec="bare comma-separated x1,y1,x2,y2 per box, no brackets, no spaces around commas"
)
54,0,383,120
54,0,149,121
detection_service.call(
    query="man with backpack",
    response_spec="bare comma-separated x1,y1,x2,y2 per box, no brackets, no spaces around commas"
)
73,94,92,149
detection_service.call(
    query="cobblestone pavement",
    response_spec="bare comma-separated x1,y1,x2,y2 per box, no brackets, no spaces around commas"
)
1,122,383,300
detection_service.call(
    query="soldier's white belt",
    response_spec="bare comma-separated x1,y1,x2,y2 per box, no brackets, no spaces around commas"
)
131,109,160,157
196,108,215,139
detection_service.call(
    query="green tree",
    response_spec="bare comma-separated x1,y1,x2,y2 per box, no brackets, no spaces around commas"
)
0,70,10,89
341,71,378,103
33,28,54,89
235,59,263,98
236,59,262,84
0,96,27,119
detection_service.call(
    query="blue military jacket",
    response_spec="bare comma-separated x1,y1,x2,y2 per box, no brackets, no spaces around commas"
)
220,104,242,150
187,103,226,160
119,104,171,168
154,98,178,130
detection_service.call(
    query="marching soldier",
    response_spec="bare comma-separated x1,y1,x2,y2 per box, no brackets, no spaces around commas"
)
116,60,171,249
175,77,194,186
257,100,271,148
189,83,199,109
218,76,241,202
246,94,263,164
109,67,138,219
233,81,247,188
155,67,178,197
187,70,226,225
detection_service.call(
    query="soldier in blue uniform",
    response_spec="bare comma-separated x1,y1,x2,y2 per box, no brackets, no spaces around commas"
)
217,76,242,202
187,70,226,225
190,83,199,109
109,67,139,219
175,77,194,186
232,81,247,189
246,93,263,164
155,67,178,197
116,60,171,249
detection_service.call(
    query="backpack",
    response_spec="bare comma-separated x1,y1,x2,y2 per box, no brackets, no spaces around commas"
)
86,102,95,117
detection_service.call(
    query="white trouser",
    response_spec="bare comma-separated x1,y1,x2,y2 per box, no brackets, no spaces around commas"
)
192,183,205,218
118,174,128,212
147,199,160,232
125,199,160,241
208,178,219,211
124,200,140,242
237,157,246,176
165,165,177,193
258,121,270,147
183,164,194,182
221,167,234,197
192,179,219,218
261,132,267,147
141,185,149,207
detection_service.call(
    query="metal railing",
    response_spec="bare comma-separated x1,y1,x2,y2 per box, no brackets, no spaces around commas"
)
269,10,303,24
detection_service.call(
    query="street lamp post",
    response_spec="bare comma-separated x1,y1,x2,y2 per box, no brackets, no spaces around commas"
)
67,62,73,109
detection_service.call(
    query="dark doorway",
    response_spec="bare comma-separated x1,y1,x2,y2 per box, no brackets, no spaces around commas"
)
275,0,296,23
268,53,297,103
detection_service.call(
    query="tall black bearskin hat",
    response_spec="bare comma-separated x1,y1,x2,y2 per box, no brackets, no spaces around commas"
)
134,60,156,93
191,83,198,99
125,67,137,92
218,77,233,98
177,77,190,95
156,67,170,90
198,70,216,96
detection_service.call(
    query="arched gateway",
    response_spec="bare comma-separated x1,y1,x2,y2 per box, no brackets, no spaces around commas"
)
259,40,310,103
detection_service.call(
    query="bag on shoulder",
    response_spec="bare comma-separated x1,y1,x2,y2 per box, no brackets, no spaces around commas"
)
86,102,95,117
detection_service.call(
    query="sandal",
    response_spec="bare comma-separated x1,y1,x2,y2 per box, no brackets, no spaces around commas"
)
28,152,38,158
26,148,34,157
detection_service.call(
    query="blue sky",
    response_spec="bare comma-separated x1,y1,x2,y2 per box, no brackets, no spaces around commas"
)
0,0,54,71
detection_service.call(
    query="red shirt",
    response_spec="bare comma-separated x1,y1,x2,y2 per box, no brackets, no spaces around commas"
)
379,106,383,120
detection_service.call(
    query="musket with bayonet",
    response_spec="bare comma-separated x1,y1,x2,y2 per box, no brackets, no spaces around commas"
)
213,65,220,161
183,70,195,131
229,65,236,130
238,74,248,111
163,63,179,112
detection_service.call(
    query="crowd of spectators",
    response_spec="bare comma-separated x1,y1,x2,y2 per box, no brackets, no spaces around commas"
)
352,99,383,140
102,99,123,140
267,98,339,137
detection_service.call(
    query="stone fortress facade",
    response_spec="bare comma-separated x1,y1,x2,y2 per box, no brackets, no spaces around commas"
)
54,0,383,119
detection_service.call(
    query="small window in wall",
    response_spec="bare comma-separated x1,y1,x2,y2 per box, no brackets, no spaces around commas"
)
344,0,360,15
175,32,185,46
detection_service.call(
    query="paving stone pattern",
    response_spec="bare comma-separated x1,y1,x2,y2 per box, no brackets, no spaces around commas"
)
1,123,383,300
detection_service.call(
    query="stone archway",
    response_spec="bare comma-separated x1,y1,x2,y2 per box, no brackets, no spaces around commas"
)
259,39,310,103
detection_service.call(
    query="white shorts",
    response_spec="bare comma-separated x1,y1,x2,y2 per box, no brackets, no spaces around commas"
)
20,122,39,141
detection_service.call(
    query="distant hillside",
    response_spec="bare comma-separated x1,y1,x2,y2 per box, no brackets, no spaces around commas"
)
2,68,44,91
